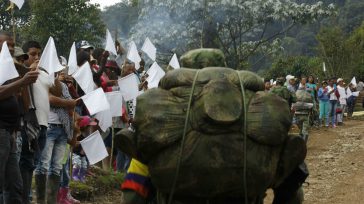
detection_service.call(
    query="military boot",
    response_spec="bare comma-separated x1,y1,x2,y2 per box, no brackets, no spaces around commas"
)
35,174,47,204
47,174,60,204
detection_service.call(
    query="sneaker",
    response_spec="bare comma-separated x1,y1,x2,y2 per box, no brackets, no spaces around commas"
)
332,124,337,128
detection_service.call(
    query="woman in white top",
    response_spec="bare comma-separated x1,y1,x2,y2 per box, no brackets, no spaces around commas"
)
336,78,347,125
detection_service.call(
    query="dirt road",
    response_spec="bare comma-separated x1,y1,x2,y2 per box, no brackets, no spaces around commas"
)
303,118,364,204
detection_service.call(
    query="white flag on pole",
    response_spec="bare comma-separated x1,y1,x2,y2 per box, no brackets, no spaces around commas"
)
141,37,156,61
350,77,357,87
106,91,123,117
72,62,95,94
169,53,180,69
147,62,165,88
10,0,24,9
118,74,139,101
68,42,78,75
80,130,109,165
81,88,110,115
0,42,19,85
105,29,117,56
95,109,113,132
323,62,326,72
38,37,63,74
127,41,141,70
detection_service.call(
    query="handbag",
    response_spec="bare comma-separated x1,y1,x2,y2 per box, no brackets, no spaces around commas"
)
23,85,41,152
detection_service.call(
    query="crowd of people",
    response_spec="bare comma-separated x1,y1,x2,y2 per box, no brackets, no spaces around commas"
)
0,31,147,204
266,74,363,133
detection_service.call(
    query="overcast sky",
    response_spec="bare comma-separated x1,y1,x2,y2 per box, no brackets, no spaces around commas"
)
90,0,120,10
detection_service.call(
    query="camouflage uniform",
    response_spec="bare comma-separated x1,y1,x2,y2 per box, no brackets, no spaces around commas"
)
293,90,314,143
270,86,297,109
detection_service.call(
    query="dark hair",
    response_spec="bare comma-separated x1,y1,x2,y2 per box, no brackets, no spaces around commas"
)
0,31,12,38
22,41,42,52
92,48,105,64
77,50,90,66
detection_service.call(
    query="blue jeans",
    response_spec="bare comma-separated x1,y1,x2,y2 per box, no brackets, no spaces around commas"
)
116,150,130,171
319,100,330,126
60,158,70,188
347,96,356,116
0,129,23,204
35,125,67,176
329,100,337,125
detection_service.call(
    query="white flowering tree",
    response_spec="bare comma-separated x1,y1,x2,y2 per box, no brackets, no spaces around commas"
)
130,0,336,69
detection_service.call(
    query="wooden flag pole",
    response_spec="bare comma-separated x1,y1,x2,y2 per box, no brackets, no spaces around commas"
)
10,3,16,43
110,120,115,170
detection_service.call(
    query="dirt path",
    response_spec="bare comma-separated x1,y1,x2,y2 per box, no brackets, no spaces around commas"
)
303,119,364,204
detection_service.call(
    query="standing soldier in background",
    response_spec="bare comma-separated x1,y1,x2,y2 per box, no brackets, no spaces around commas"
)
294,83,314,142
271,77,297,110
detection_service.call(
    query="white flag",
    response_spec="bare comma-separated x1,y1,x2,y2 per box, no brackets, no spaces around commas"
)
147,62,165,88
169,53,180,69
350,77,357,87
127,41,141,70
38,37,63,74
105,29,117,56
72,62,95,94
106,91,123,117
10,0,24,9
141,37,156,61
270,79,274,84
81,88,110,115
68,42,78,75
118,74,140,101
95,109,113,132
0,42,19,85
323,62,326,72
80,130,109,165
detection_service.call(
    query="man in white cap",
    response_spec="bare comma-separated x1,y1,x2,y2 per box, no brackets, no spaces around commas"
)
286,75,297,93
336,78,347,125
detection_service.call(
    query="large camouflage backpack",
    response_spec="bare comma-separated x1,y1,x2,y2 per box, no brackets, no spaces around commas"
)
115,67,306,201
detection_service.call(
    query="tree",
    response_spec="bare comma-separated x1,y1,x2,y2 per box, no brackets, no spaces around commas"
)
129,0,335,69
263,56,323,80
316,26,353,78
21,0,105,55
0,0,31,40
102,1,139,41
347,22,364,81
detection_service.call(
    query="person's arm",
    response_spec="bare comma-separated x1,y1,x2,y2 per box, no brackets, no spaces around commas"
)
94,51,109,78
317,88,323,98
0,70,39,100
49,92,77,109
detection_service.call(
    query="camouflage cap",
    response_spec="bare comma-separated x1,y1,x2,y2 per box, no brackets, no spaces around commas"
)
276,77,285,85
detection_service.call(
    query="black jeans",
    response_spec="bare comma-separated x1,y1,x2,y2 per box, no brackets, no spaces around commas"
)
19,125,47,204
0,129,23,204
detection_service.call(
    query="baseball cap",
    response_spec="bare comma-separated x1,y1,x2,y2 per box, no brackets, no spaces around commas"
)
14,47,29,60
78,40,94,50
79,116,97,128
286,75,295,81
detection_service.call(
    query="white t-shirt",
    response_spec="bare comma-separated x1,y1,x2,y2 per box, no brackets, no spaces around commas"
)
328,86,337,101
33,70,52,127
337,85,347,105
